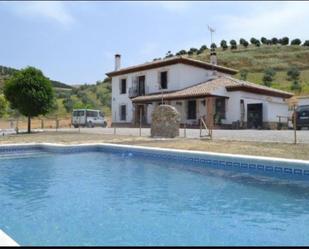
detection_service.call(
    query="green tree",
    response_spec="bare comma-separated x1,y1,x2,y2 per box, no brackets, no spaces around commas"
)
230,40,237,49
0,94,8,118
291,38,302,45
287,66,300,81
271,37,278,45
239,69,248,81
250,37,257,44
4,66,54,133
261,37,267,44
175,49,187,56
165,51,173,58
303,40,309,46
240,38,249,48
262,68,276,87
210,43,217,49
220,40,228,50
188,48,198,55
280,37,289,45
255,40,261,47
63,97,74,113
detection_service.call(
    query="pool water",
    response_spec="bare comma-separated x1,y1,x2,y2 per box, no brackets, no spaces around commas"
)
0,151,309,246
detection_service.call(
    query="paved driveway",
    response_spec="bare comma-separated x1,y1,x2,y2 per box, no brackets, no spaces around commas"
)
49,127,309,144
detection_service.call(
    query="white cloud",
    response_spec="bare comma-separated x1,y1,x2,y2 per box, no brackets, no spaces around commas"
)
8,1,75,26
220,1,309,41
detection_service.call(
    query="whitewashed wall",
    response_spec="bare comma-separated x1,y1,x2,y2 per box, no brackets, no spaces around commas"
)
111,63,221,123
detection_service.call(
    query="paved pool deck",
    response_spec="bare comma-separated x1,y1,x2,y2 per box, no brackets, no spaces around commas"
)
0,230,19,246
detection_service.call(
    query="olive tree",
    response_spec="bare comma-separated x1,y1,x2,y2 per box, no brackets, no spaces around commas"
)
4,66,54,133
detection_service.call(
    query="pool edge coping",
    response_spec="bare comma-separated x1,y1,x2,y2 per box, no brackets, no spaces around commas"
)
0,229,19,247
0,142,308,165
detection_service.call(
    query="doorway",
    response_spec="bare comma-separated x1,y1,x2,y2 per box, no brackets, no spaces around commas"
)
247,103,263,129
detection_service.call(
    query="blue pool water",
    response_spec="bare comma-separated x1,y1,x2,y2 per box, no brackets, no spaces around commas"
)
0,150,309,246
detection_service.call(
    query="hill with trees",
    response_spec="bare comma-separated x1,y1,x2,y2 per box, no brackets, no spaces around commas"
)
161,36,309,95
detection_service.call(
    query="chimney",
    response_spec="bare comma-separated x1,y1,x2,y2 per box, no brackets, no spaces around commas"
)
210,48,217,65
115,54,121,71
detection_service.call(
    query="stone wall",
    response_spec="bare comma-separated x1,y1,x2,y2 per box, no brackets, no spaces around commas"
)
151,105,180,138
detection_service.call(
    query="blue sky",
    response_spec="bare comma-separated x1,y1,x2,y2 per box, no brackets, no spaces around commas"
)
1,1,309,85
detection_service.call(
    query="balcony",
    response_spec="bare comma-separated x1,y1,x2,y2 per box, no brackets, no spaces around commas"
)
129,86,149,98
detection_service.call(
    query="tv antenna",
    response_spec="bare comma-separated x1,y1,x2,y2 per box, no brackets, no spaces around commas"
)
208,25,215,45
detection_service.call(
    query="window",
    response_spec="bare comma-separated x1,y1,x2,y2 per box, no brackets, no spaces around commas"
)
86,110,98,118
73,110,85,117
160,71,168,89
120,105,126,121
120,78,126,94
187,100,196,119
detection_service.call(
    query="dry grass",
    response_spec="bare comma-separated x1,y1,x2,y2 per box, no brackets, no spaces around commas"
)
0,131,309,161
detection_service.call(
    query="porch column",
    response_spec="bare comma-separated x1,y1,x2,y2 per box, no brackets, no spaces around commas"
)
206,97,214,129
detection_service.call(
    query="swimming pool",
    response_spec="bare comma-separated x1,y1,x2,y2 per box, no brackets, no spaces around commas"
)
1,143,309,246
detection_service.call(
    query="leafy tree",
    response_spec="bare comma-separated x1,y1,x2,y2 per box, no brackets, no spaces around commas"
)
303,40,309,46
0,94,8,118
210,43,217,49
250,37,257,44
175,49,187,56
243,40,249,48
239,69,248,81
199,45,207,51
62,97,74,113
188,48,198,55
280,37,289,45
261,37,267,44
287,66,300,81
230,40,237,50
291,38,302,45
262,68,276,87
266,39,272,45
271,37,278,45
255,40,261,47
220,40,228,50
165,51,173,58
287,65,302,93
4,66,54,133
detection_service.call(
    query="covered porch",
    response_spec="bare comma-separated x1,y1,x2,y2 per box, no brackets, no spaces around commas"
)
132,96,228,129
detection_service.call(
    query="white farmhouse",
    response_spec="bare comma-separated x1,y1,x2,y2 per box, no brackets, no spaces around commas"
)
106,53,293,129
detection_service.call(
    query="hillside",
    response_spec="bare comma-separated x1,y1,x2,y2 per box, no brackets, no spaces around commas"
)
0,65,73,90
177,45,309,95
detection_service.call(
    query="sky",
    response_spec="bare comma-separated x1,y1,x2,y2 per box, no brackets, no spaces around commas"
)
1,1,309,85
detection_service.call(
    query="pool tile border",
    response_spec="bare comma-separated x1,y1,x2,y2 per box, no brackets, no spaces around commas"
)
0,143,309,182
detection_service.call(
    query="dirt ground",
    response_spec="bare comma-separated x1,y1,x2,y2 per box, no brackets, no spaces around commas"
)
0,131,309,161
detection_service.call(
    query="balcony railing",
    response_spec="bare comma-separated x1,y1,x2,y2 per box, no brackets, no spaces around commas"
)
129,86,149,98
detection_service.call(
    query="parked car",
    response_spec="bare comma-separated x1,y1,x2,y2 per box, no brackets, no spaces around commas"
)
71,109,107,128
292,105,309,130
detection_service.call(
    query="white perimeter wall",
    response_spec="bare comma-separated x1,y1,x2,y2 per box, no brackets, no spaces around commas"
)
225,91,289,124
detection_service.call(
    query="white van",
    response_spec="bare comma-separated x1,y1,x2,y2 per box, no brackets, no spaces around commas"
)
72,109,107,128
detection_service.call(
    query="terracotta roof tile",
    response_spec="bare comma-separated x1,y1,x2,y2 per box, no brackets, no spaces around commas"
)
132,76,293,103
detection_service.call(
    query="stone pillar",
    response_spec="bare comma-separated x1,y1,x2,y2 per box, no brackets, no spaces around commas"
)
151,105,180,138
